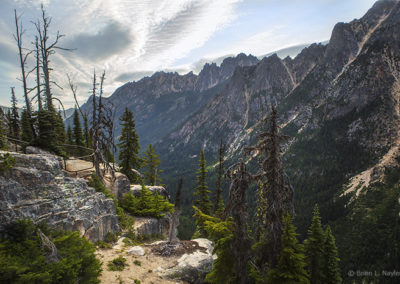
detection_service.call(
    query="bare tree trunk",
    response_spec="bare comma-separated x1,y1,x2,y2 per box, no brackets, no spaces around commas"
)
14,9,35,137
35,36,42,111
225,162,252,284
35,4,70,111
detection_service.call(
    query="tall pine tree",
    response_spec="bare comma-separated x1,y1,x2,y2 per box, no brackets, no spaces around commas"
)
83,115,91,148
304,205,326,284
266,213,310,283
66,125,73,145
0,109,6,149
117,108,141,183
20,109,33,143
214,140,226,218
323,226,341,284
194,149,212,215
142,144,162,186
72,108,84,147
9,88,20,140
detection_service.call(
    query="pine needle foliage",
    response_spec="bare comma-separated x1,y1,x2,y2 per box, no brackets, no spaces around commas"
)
35,109,65,156
193,207,235,284
9,88,20,140
304,205,326,283
117,108,141,183
121,183,173,218
73,108,84,148
266,213,310,284
67,125,73,145
214,141,226,218
20,109,34,144
0,220,102,284
142,144,162,186
194,149,212,215
322,226,341,284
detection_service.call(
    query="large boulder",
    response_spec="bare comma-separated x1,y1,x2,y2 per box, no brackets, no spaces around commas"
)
105,172,130,201
131,184,170,200
0,151,119,241
161,238,215,283
133,216,170,238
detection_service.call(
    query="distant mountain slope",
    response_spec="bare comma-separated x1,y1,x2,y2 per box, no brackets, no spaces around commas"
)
73,0,400,277
154,0,400,275
71,52,259,147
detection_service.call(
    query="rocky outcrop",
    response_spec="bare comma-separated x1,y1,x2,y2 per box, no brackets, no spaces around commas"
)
133,216,170,238
130,184,170,200
161,238,215,283
0,151,119,241
106,172,131,201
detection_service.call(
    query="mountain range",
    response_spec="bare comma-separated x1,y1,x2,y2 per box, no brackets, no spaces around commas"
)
74,0,400,277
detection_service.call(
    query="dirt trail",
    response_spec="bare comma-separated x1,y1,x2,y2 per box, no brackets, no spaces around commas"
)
97,239,187,284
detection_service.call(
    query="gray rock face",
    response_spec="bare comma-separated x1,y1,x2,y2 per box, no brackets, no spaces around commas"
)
133,216,170,238
161,238,215,283
107,172,131,201
130,184,170,200
0,151,119,241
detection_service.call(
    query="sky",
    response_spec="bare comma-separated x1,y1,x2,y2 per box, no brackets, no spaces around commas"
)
0,0,377,107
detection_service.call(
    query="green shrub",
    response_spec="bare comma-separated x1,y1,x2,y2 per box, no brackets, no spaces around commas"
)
0,219,102,284
95,241,112,249
120,183,174,218
133,259,141,266
0,153,15,175
88,173,135,230
104,232,118,244
107,255,127,271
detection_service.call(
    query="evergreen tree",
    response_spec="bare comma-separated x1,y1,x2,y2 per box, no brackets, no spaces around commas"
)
72,108,84,147
266,213,310,284
214,140,226,218
0,109,6,149
120,182,173,218
83,115,91,148
55,110,66,153
194,149,212,215
20,109,34,143
142,144,162,186
322,226,341,284
6,111,13,138
304,205,326,284
117,108,141,183
36,109,62,155
252,106,292,270
9,88,20,140
67,125,73,145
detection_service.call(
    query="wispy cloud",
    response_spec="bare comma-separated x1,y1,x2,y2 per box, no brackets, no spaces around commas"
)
65,21,133,61
0,0,377,106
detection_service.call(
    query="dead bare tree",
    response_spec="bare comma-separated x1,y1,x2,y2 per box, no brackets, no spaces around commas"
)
225,161,253,284
13,9,35,137
246,106,293,270
168,177,182,244
34,36,42,111
34,4,70,111
90,71,116,179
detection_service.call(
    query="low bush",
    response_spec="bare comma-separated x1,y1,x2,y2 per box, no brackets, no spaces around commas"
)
120,183,174,218
107,255,127,271
0,219,102,284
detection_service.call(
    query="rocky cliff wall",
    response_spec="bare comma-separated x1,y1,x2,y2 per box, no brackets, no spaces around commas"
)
0,150,120,241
